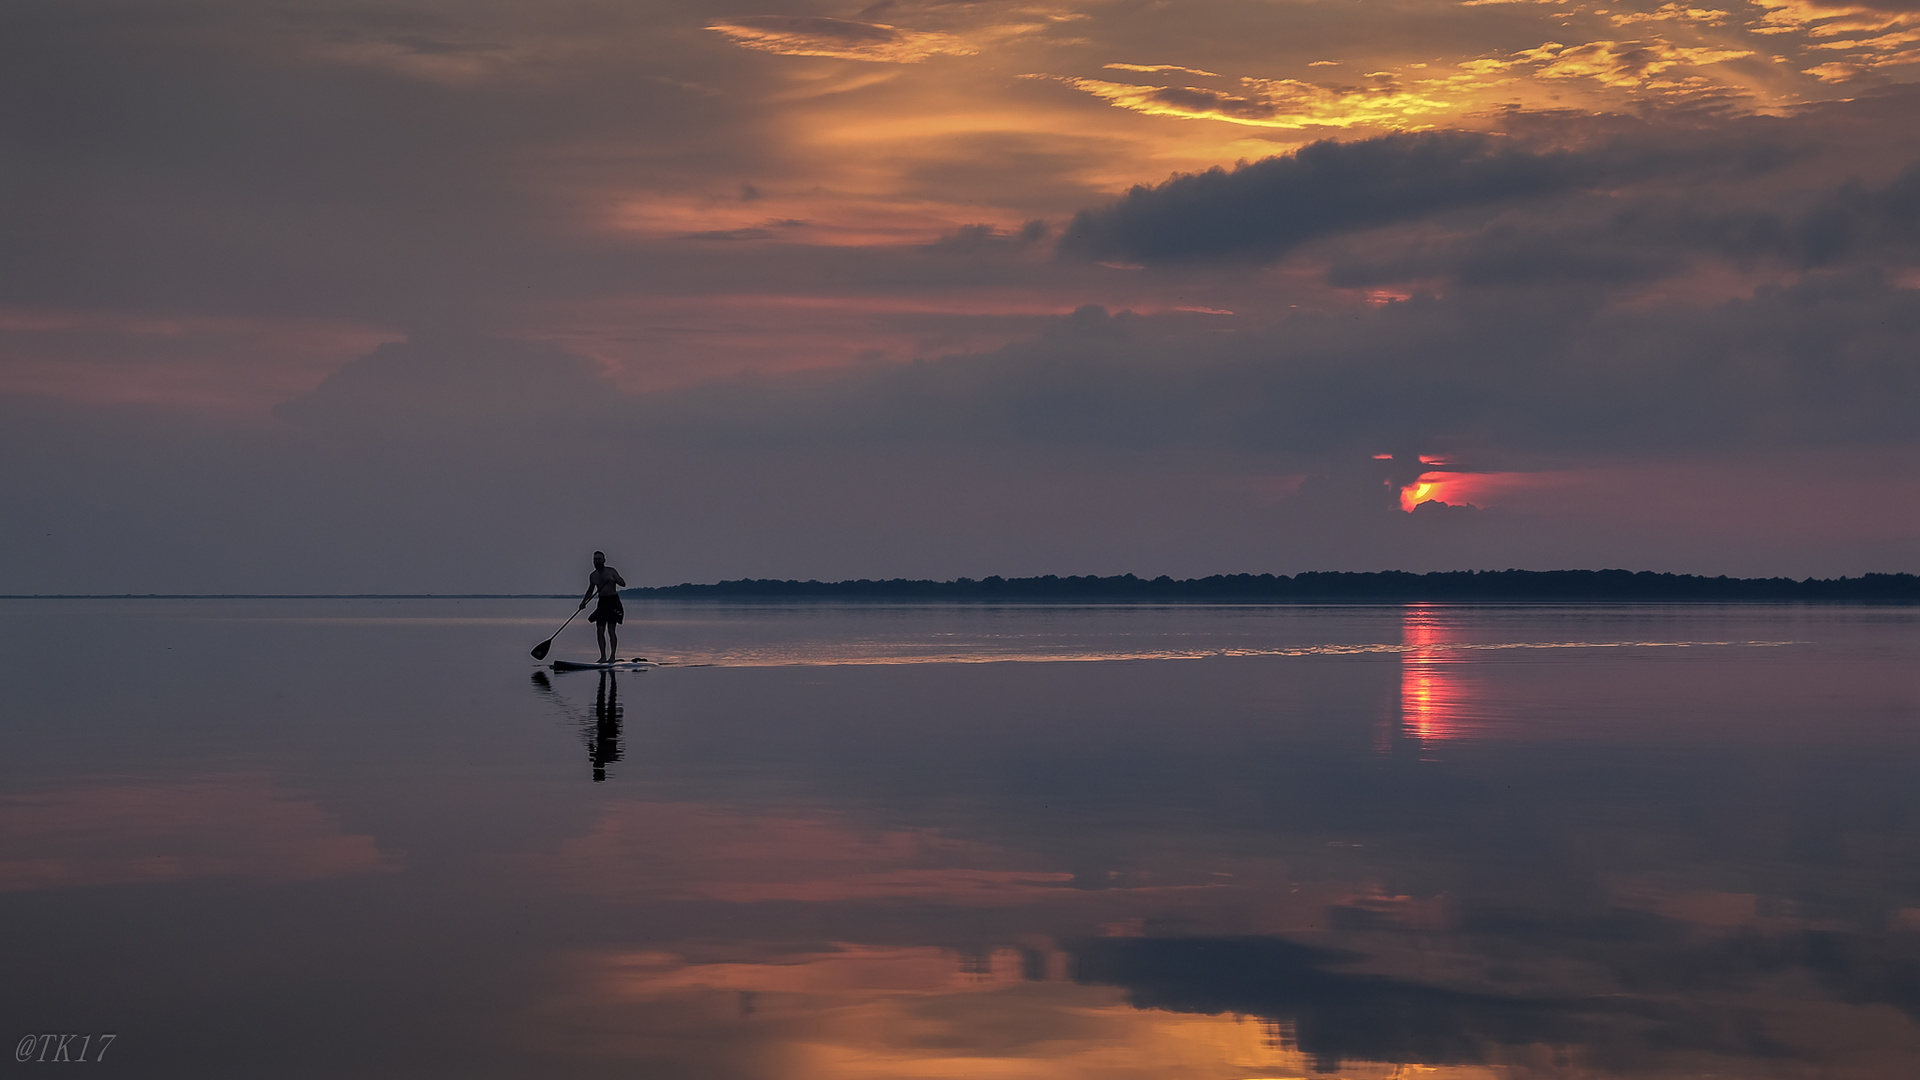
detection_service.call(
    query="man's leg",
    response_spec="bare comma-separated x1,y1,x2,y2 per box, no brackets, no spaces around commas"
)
608,621,619,661
595,619,608,662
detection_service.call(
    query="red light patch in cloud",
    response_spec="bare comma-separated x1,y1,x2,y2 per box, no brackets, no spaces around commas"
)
1399,469,1545,511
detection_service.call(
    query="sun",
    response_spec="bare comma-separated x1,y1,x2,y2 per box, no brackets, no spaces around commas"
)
1400,475,1443,512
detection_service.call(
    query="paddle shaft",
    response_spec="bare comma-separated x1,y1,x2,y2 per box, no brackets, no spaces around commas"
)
531,602,589,659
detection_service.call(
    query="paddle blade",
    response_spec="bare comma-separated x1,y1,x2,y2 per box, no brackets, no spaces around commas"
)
530,638,553,660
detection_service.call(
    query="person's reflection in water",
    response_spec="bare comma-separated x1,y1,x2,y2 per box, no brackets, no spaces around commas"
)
586,669,623,783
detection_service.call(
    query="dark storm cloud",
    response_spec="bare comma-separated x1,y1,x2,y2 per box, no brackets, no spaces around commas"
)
919,220,1049,253
1325,225,1685,289
253,239,1920,470
633,270,1920,461
1681,160,1920,266
1324,157,1920,289
1055,133,1594,265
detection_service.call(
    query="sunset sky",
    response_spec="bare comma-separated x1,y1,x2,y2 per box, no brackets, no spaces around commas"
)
3,0,1918,592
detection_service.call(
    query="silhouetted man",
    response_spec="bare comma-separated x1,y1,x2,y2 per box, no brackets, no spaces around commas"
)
579,551,627,663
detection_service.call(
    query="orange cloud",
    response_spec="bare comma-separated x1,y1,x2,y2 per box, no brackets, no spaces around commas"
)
1102,62,1222,77
1513,39,1755,87
707,16,976,62
1610,2,1733,24
1742,0,1920,75
1050,75,1455,130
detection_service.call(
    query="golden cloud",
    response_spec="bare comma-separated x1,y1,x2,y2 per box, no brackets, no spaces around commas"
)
1514,38,1754,86
1049,75,1455,129
1103,62,1222,77
1749,0,1920,78
1610,2,1732,24
707,16,976,62
1803,59,1870,78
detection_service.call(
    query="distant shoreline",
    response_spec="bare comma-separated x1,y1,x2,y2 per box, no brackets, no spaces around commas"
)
7,570,1919,602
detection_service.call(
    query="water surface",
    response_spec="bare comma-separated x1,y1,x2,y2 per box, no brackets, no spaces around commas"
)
3,600,1918,1077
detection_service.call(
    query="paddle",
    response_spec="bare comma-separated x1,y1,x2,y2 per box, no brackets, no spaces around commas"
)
530,604,587,660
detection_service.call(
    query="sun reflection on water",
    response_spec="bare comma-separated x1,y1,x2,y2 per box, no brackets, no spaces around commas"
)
1400,606,1474,756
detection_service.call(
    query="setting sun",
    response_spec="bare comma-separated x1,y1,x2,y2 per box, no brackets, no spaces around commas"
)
1400,476,1442,512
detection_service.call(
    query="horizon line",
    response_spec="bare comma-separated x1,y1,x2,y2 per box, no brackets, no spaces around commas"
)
5,568,1917,602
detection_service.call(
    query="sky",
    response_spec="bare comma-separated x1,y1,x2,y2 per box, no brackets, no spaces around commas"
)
2,0,1918,593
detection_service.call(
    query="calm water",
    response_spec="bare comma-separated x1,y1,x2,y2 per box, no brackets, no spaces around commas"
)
4,600,1919,1078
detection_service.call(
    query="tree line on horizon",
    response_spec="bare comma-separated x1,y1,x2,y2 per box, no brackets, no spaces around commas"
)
626,569,1920,602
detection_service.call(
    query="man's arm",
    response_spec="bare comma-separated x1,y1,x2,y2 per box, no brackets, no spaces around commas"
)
580,578,598,609
611,569,626,588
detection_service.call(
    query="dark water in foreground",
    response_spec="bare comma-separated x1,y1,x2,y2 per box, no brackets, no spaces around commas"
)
3,600,1919,1078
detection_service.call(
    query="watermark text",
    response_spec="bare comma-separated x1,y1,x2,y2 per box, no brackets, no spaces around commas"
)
15,1035,115,1063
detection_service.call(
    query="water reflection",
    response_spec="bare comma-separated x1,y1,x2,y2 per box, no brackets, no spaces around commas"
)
510,610,1920,1077
7,600,1919,1079
1399,605,1472,756
1071,935,1589,1074
530,668,626,782
588,671,624,783
0,775,397,890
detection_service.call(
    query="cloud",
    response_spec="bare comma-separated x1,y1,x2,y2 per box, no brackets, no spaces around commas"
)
920,219,1051,253
1326,224,1686,287
1750,0,1920,77
274,334,614,428
3,3,1918,590
1102,62,1222,77
1047,74,1456,130
1610,4,1734,25
1513,38,1755,87
706,16,977,62
1321,155,1920,286
1056,133,1593,265
637,270,1920,461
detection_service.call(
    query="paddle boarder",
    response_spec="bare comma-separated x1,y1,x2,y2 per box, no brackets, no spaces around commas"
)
579,551,627,663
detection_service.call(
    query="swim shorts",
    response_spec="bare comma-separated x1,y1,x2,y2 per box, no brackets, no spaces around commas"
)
588,593,624,625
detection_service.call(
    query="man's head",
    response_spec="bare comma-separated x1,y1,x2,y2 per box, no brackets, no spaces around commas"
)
593,551,605,566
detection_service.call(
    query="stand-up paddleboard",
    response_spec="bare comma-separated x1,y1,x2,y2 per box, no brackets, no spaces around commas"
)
551,658,654,671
